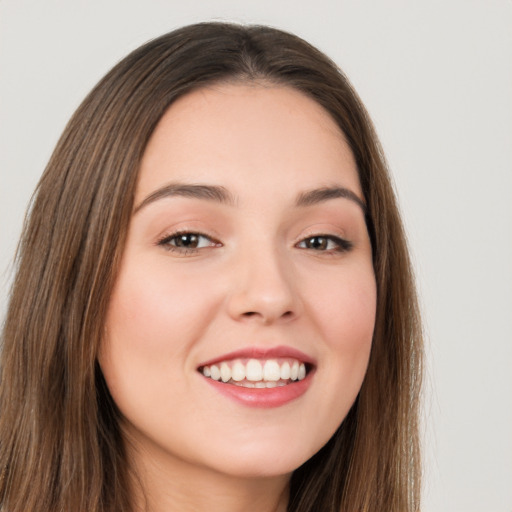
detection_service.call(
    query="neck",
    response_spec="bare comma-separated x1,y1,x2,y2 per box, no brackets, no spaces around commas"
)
128,440,290,512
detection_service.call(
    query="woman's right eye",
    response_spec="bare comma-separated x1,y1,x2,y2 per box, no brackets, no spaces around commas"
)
157,232,219,253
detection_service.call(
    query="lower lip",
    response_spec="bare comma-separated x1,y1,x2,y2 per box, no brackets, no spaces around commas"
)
202,372,314,408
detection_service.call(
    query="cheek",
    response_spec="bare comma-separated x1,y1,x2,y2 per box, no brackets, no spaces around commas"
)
305,264,376,389
98,262,215,404
311,265,376,347
103,262,216,358
98,263,216,434
333,281,376,349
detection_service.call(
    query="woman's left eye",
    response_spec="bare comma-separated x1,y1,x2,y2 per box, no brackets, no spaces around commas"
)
296,235,353,253
157,232,217,252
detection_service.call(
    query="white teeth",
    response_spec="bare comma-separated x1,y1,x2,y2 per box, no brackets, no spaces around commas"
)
290,361,299,380
210,365,221,381
263,360,281,381
246,359,263,381
220,362,231,383
280,361,291,380
200,358,309,386
231,361,246,381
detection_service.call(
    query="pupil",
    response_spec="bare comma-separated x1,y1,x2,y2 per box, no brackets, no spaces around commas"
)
309,237,327,250
177,234,198,248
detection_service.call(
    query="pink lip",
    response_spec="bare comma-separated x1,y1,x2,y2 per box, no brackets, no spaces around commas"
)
198,345,316,367
197,345,316,408
202,370,314,408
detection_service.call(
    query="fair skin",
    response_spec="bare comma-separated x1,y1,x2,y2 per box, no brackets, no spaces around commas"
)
100,83,376,512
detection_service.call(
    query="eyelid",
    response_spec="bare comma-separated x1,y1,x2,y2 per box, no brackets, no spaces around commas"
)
294,230,353,253
156,229,222,254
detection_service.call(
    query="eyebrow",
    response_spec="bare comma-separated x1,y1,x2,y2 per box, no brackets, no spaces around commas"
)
134,182,366,214
295,186,366,213
134,183,236,213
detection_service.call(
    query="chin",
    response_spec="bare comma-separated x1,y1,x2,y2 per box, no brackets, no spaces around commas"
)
199,431,329,479
210,456,302,480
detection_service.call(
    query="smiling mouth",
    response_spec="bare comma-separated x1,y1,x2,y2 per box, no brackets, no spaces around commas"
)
198,358,310,388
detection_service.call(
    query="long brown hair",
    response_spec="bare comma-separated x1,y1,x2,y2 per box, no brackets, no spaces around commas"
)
0,22,422,511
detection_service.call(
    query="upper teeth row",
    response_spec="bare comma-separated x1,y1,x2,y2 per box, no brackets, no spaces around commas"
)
202,359,307,383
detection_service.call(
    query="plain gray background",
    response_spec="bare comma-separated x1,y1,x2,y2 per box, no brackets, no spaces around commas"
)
1,1,511,510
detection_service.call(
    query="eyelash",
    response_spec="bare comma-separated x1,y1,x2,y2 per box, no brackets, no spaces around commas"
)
157,230,353,256
157,231,220,254
296,234,353,253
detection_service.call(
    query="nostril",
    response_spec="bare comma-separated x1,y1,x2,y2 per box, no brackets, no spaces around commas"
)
241,310,294,320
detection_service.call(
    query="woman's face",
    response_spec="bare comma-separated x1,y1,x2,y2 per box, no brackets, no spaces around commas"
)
100,84,376,479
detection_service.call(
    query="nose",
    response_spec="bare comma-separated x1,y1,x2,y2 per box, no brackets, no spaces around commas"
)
226,246,301,325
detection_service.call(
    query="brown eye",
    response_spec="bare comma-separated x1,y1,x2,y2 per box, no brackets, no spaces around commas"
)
297,235,353,252
303,236,329,250
158,232,217,252
173,233,201,248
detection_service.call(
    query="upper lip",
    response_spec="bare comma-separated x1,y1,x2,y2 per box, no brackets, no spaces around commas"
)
197,345,316,368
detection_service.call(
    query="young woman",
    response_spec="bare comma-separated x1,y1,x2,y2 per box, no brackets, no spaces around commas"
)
0,22,423,512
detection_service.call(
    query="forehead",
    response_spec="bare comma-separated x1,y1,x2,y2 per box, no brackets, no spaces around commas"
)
137,83,361,203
